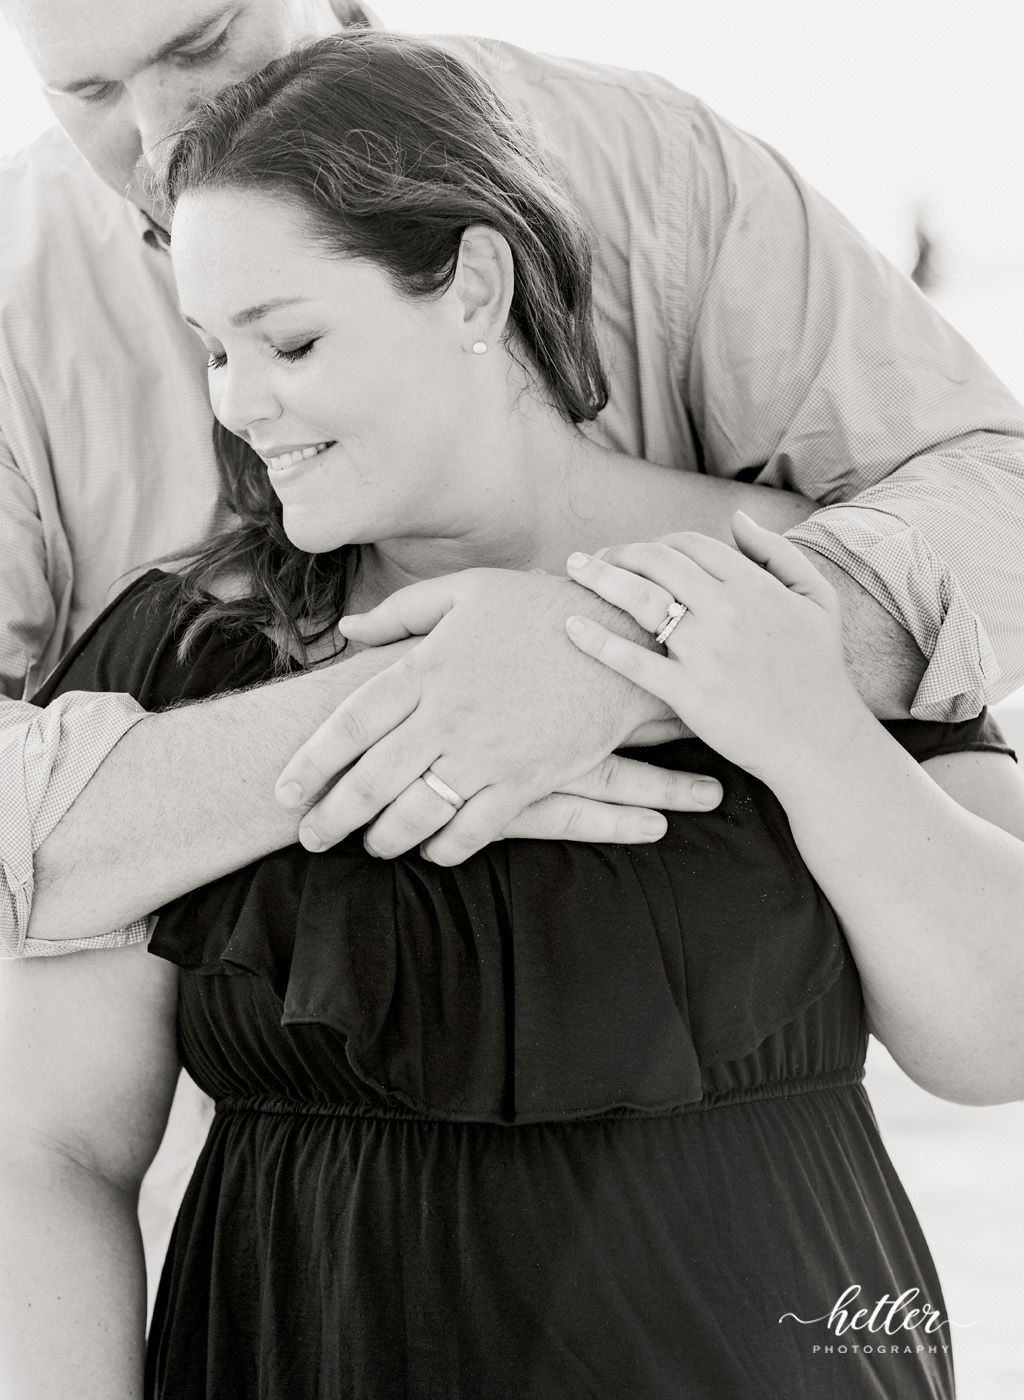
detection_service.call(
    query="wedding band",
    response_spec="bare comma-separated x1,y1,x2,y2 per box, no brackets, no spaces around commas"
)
421,767,466,810
655,600,688,646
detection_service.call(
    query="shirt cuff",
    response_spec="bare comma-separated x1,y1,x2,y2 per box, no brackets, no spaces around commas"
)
19,915,153,958
786,505,1001,722
0,691,148,958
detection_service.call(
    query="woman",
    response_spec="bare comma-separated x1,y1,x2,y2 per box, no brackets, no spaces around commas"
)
2,31,1022,1400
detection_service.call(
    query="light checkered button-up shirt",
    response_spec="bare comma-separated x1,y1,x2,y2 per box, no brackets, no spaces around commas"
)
3,33,1024,957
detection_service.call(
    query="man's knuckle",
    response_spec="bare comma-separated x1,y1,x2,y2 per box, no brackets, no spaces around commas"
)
453,819,489,850
596,756,623,798
429,826,484,865
332,704,371,749
375,811,418,849
344,767,381,807
559,801,588,839
609,811,639,842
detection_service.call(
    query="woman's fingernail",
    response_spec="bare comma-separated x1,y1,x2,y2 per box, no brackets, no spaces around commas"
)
642,815,667,837
277,781,305,808
693,779,722,806
299,826,326,852
364,837,382,858
566,616,587,636
566,552,589,570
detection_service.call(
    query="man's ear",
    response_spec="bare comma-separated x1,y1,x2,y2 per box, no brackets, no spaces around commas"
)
452,225,516,353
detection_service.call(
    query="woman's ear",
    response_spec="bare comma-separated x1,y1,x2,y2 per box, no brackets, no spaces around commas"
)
453,224,515,354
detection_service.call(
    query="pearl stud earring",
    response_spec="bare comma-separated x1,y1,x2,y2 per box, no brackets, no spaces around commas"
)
472,341,487,355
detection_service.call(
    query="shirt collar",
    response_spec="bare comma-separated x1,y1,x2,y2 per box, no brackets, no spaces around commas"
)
131,204,172,252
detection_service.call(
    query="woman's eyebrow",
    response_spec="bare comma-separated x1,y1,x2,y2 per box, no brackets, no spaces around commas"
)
180,297,311,330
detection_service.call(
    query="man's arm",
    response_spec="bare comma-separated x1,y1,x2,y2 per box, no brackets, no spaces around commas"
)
682,99,1024,720
17,469,809,945
0,445,61,701
1,692,150,955
27,652,397,941
791,549,925,717
26,613,724,943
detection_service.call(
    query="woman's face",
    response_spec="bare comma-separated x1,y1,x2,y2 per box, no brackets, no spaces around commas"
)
172,187,483,553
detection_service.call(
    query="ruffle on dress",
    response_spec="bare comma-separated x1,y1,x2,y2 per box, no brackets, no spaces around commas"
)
150,740,846,1125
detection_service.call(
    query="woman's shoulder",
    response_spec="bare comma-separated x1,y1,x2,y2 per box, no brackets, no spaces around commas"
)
31,569,279,711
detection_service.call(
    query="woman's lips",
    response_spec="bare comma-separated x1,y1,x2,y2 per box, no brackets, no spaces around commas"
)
256,439,336,478
264,440,335,473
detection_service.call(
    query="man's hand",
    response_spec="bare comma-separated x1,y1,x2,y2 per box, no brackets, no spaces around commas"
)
277,569,720,864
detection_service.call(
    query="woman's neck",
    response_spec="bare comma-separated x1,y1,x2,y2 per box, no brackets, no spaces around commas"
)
349,417,685,612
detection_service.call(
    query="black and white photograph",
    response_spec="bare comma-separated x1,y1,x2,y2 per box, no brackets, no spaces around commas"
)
1,1,1023,1396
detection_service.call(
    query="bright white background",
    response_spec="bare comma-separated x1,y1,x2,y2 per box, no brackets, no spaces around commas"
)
2,3,1023,1395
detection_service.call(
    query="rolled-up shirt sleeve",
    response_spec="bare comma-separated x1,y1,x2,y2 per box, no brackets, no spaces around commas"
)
785,437,1021,719
677,100,1024,720
0,691,149,957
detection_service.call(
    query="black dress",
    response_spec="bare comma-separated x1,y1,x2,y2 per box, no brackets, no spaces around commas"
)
34,571,1013,1400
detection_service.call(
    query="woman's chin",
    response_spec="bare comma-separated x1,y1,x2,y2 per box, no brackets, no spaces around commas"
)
280,507,353,555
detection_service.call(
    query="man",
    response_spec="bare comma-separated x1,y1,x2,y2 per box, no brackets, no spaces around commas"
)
2,0,1023,949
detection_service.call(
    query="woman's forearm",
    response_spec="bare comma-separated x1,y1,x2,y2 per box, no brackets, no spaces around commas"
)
769,722,1024,1105
0,1145,145,1399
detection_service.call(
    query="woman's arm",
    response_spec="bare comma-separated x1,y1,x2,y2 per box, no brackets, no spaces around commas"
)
0,943,179,1398
764,732,1024,1106
562,514,1024,1106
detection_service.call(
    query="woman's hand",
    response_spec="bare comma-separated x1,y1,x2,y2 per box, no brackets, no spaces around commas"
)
564,511,873,792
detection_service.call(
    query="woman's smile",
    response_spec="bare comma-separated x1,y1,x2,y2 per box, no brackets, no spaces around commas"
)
255,440,337,478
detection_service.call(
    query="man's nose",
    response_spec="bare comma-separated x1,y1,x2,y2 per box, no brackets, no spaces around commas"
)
127,73,204,181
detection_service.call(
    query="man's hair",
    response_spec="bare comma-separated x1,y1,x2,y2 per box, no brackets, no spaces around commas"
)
160,31,608,663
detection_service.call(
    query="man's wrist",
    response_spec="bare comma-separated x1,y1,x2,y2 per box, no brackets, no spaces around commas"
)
552,576,675,736
791,546,924,719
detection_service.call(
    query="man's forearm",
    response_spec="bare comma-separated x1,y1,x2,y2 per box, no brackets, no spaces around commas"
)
29,644,408,942
795,547,925,718
25,479,924,944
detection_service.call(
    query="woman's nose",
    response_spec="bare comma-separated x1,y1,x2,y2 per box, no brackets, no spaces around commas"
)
214,364,282,440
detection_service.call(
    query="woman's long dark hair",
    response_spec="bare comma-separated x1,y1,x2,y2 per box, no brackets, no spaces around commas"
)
161,31,609,664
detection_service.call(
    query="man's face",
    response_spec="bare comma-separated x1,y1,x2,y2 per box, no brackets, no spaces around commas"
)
9,0,342,220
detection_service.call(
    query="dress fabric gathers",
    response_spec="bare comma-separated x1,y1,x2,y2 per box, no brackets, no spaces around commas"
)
35,571,1013,1400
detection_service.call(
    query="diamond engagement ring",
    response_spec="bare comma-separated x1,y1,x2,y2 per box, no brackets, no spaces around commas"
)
422,768,467,810
654,600,688,646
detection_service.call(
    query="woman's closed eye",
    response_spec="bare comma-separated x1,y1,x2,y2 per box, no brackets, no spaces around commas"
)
206,340,318,372
273,340,319,364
